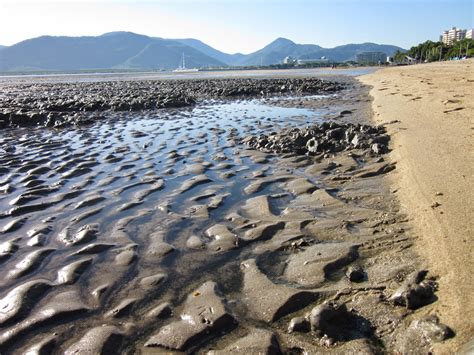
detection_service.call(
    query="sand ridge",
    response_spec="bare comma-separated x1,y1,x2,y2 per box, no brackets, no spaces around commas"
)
359,59,474,352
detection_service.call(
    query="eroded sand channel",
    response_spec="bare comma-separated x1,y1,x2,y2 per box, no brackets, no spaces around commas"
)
0,78,448,353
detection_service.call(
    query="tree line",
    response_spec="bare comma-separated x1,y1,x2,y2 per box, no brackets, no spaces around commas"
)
393,38,474,63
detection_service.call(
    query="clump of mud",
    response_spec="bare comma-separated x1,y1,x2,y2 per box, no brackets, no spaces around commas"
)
242,121,389,155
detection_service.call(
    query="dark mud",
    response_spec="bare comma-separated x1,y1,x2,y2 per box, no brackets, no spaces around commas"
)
0,78,341,129
242,120,389,155
0,76,451,353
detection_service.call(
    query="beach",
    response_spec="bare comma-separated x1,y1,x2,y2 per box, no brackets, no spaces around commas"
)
360,59,474,352
0,67,468,353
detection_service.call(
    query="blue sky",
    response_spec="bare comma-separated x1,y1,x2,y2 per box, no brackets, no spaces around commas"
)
1,0,472,52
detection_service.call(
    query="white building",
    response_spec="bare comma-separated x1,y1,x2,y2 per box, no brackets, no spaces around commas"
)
467,29,473,39
283,56,296,64
441,27,468,45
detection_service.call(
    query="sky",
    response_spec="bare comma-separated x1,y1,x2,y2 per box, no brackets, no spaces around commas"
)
0,0,473,53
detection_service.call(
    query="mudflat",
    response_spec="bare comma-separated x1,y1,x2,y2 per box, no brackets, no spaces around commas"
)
360,59,474,352
0,71,459,353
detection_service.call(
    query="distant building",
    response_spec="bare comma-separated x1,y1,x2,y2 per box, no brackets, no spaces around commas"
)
356,52,387,64
400,55,417,65
441,27,469,45
296,57,329,65
467,29,473,39
283,56,296,64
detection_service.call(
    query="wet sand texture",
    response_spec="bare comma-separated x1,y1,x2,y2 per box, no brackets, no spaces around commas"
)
360,59,474,352
0,75,453,353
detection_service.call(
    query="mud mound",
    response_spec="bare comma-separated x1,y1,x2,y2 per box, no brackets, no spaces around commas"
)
242,121,389,155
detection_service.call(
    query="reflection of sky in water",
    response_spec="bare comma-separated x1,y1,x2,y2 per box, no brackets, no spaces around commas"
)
1,96,333,214
44,98,322,216
94,97,326,151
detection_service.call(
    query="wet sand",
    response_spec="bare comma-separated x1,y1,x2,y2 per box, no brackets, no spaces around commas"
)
0,73,453,353
360,60,474,352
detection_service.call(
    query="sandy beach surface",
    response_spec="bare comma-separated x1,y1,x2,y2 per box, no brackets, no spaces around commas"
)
360,60,474,352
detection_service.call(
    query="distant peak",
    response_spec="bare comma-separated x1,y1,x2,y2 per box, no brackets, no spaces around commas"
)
100,31,142,37
272,37,295,44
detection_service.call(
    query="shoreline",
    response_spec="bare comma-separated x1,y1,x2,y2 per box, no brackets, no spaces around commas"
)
0,67,375,83
359,60,474,352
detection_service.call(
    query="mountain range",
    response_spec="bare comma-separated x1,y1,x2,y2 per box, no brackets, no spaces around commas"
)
0,32,404,72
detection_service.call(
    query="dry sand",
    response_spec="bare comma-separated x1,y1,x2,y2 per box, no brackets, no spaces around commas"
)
360,60,474,352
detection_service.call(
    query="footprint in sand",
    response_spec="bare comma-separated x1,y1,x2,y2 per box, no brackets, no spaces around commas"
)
443,107,464,114
443,99,462,105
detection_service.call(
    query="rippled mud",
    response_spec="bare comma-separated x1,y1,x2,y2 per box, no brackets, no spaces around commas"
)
0,80,449,353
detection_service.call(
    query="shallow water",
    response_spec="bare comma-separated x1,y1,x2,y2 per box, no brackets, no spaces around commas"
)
5,99,326,222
